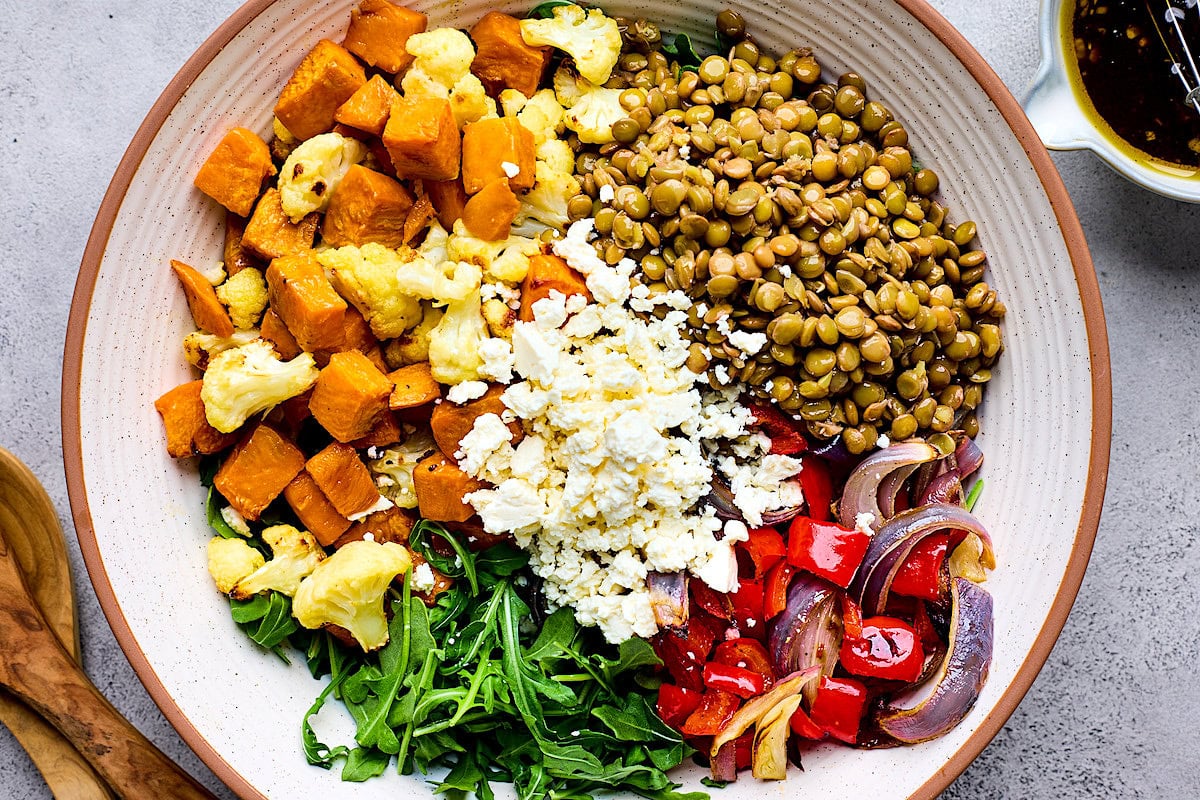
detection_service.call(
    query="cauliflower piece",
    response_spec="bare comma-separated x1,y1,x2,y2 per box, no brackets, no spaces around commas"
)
368,430,436,508
562,82,625,144
512,159,581,235
197,262,226,285
216,267,269,330
428,291,487,383
277,132,366,222
516,89,566,146
318,244,424,338
419,221,450,264
207,536,265,594
292,539,412,651
447,224,541,283
397,256,483,303
499,88,529,118
384,304,443,367
401,28,497,128
482,298,516,340
520,5,621,86
231,524,326,599
200,339,318,432
182,329,261,370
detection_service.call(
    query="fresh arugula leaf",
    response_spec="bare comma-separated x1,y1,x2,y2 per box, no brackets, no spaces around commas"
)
341,747,391,782
205,487,242,539
599,637,663,682
662,33,702,69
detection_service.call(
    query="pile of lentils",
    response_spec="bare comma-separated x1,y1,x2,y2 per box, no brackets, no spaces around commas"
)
562,9,1005,455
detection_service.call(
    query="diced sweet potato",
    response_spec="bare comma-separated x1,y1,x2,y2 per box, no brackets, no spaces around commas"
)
154,380,238,458
274,39,367,142
192,127,276,217
223,212,262,276
413,452,486,522
322,164,414,248
461,179,520,241
276,390,313,435
519,253,591,322
425,178,468,229
470,11,552,98
170,259,234,337
403,192,436,244
242,188,320,260
308,350,392,442
333,505,418,549
407,549,454,605
265,252,348,352
283,471,351,546
306,441,381,518
382,96,460,182
342,0,427,74
461,117,536,194
214,424,305,520
430,384,523,457
350,409,403,448
260,307,302,360
334,75,400,136
388,362,441,410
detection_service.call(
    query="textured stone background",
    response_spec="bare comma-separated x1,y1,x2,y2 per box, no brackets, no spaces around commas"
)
0,0,1194,797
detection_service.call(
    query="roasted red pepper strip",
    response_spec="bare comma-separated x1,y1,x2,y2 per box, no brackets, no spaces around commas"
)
733,731,754,770
839,616,925,683
680,689,741,737
789,702,825,739
713,638,775,686
763,560,795,620
890,532,949,602
809,676,868,744
656,684,703,729
787,516,870,589
730,578,766,640
650,610,725,690
841,593,864,639
703,662,766,698
691,581,733,620
740,526,786,577
749,401,808,455
799,454,834,521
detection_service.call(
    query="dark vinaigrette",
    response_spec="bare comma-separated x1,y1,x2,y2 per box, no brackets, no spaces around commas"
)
1073,0,1200,166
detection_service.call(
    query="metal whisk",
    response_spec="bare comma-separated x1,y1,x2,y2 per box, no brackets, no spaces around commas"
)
1147,0,1200,114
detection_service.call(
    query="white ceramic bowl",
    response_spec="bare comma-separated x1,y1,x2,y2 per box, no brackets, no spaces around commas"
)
64,1,1110,798
1024,0,1200,202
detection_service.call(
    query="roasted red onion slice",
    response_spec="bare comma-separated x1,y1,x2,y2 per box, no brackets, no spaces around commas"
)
849,503,994,616
709,741,738,782
768,575,842,706
917,470,963,506
954,436,984,480
647,571,688,629
878,463,919,519
876,578,993,743
838,442,939,530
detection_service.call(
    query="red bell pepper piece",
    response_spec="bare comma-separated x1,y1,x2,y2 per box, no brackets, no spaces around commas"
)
787,517,870,589
809,676,868,745
713,638,775,686
656,683,703,729
890,533,949,602
691,581,733,620
730,578,766,640
651,610,725,690
911,597,942,653
739,526,786,577
763,560,795,620
733,731,754,770
839,616,925,683
680,689,741,736
703,662,766,698
799,454,834,521
789,702,825,740
749,402,808,455
841,593,864,639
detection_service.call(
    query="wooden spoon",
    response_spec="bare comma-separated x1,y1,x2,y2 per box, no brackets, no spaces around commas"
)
0,449,217,799
0,447,114,799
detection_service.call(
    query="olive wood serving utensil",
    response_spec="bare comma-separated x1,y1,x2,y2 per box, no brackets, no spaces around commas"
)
0,447,114,799
0,451,216,800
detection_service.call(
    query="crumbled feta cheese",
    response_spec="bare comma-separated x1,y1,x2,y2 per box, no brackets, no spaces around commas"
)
877,433,891,448
717,453,804,527
855,512,877,534
346,493,394,522
500,160,520,178
411,562,436,592
598,183,615,202
220,506,251,537
477,337,516,383
455,413,514,475
727,329,768,356
447,380,489,404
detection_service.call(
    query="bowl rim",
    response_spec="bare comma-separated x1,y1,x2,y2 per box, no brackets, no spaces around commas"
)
61,1,1112,798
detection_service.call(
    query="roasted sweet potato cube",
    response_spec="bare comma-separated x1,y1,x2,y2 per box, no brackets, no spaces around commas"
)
343,0,427,74
242,189,320,260
430,384,523,457
334,75,400,137
283,471,351,546
260,308,302,360
461,179,520,241
461,117,536,194
413,452,486,522
265,252,348,352
470,11,552,98
519,253,591,322
351,409,403,448
170,259,234,337
308,350,392,442
382,96,460,182
223,211,262,276
305,441,381,518
192,127,276,217
333,505,418,549
425,178,468,229
388,362,441,410
322,164,414,249
214,424,305,520
274,39,367,141
403,193,436,244
154,380,238,458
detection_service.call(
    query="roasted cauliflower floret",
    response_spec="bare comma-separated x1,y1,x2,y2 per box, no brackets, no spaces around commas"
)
520,5,621,86
230,524,326,599
368,430,436,508
318,243,424,339
562,83,624,144
447,224,540,283
292,539,412,651
482,298,516,341
516,89,566,146
384,305,443,367
428,291,487,383
200,339,318,433
512,157,581,235
397,255,483,303
277,132,367,222
401,28,497,128
207,536,265,594
183,329,261,370
216,267,269,330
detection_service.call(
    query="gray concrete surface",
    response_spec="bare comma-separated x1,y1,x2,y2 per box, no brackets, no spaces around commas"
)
0,0,1192,797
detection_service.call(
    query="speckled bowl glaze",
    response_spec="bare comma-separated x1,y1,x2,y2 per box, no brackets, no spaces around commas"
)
64,1,1110,798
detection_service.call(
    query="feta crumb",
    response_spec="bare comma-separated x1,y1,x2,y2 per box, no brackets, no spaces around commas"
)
220,506,251,537
501,160,520,178
411,562,436,592
727,329,768,356
347,494,394,522
447,380,489,404
598,183,615,202
877,433,891,448
855,512,877,534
